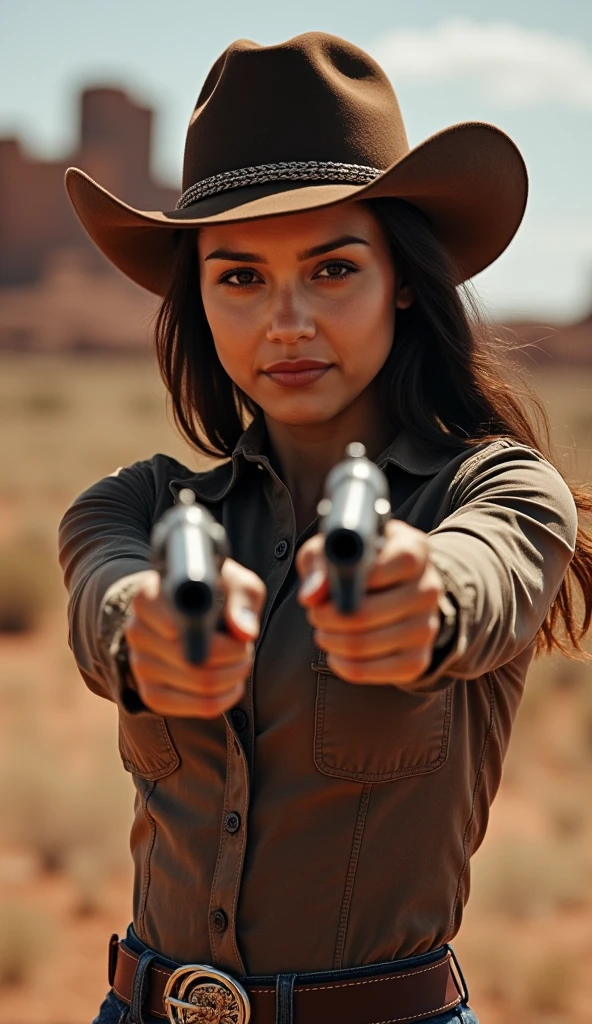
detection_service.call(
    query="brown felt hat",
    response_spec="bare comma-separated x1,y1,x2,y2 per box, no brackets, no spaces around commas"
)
65,31,528,296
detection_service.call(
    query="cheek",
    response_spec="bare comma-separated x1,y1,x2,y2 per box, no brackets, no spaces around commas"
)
201,286,247,339
334,275,395,373
200,287,257,384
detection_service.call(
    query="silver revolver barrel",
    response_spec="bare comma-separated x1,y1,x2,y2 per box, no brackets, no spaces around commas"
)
317,442,391,614
150,489,229,664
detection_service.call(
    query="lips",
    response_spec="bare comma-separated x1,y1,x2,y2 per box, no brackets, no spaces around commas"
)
263,365,333,388
263,360,331,372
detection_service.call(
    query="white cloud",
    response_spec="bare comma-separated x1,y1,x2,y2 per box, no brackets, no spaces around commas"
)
369,19,592,109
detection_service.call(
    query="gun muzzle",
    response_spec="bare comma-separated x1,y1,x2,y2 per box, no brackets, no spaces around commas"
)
317,442,391,614
150,489,229,664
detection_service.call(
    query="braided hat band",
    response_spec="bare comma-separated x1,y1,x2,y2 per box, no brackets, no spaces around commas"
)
176,161,382,209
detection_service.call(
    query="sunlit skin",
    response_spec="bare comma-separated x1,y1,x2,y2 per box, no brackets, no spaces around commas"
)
125,203,444,718
198,203,444,688
198,202,405,528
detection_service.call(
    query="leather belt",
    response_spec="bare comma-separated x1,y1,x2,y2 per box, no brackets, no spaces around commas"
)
109,934,465,1024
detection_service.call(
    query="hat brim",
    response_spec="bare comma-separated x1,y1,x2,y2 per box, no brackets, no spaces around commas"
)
65,121,528,295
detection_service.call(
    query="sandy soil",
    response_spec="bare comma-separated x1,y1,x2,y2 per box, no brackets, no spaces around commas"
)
0,356,591,1023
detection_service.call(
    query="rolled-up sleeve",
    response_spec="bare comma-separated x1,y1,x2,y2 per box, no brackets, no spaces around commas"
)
58,460,157,712
411,439,578,690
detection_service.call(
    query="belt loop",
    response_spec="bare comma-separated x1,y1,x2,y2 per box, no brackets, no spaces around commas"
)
128,949,157,1024
275,972,297,1024
446,944,470,1004
108,933,120,987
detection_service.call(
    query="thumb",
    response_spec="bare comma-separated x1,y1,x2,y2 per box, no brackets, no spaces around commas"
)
296,535,330,606
221,558,266,641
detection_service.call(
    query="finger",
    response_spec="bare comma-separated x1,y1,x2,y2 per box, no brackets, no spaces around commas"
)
315,611,440,661
363,520,429,592
125,617,254,670
326,648,434,686
221,558,267,641
130,648,253,697
130,573,180,641
295,533,325,581
295,534,330,606
138,678,247,719
306,576,443,632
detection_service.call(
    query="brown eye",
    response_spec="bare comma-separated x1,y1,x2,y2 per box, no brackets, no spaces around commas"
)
220,269,260,287
314,261,357,280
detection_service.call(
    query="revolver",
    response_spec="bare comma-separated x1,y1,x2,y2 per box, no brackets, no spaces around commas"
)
317,442,391,615
150,488,229,665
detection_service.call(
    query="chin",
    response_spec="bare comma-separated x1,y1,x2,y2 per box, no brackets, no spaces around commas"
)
262,400,339,427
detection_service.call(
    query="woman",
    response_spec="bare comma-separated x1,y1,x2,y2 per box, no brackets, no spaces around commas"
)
59,31,592,1024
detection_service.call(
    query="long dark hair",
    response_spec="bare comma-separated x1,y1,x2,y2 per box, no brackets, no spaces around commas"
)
152,197,592,659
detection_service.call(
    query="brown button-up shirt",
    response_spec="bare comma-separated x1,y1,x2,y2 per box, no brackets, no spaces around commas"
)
58,413,578,975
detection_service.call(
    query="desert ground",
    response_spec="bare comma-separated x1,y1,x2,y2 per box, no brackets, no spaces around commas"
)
0,353,591,1024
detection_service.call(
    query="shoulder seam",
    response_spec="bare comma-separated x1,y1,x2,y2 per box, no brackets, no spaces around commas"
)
448,436,551,502
455,435,548,476
449,437,510,491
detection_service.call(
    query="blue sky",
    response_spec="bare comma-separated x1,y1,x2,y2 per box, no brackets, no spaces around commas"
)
2,0,592,321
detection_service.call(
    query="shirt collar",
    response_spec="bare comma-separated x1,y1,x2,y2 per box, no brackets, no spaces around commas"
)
169,410,452,504
375,429,455,476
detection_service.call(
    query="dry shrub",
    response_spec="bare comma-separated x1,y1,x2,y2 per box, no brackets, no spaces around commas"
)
455,925,580,1014
0,531,56,632
548,657,588,691
454,925,526,1004
20,389,70,416
0,673,34,708
510,654,592,775
470,836,589,918
546,788,589,839
0,732,133,878
128,392,163,417
0,899,55,987
520,651,588,710
549,725,591,772
67,847,110,917
514,665,556,730
524,949,578,1013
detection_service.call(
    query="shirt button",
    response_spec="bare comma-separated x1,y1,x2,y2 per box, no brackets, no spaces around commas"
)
211,909,228,933
225,811,241,833
274,539,289,559
231,707,248,731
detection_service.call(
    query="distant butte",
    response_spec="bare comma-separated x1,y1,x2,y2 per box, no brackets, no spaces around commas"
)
0,85,590,360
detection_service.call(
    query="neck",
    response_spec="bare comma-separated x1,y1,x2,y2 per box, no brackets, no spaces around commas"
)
263,382,397,530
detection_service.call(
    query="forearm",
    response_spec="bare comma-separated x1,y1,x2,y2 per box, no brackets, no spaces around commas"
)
403,443,578,691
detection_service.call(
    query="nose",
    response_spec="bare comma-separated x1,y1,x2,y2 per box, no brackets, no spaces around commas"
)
265,284,316,344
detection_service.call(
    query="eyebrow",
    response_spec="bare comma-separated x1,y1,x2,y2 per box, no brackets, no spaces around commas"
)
204,235,371,263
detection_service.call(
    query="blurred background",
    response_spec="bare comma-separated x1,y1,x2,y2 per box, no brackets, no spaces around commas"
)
1,2,591,1022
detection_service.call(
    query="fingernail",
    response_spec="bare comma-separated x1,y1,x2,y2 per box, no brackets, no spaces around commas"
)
299,569,325,599
235,607,258,635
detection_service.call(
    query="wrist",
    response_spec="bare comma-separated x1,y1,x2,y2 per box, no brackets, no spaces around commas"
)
113,630,150,713
433,591,458,651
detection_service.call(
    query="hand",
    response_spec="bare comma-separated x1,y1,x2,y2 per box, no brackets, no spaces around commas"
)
123,560,266,718
296,519,444,686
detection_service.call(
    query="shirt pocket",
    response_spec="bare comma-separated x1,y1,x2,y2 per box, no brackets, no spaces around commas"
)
312,649,452,782
118,706,180,780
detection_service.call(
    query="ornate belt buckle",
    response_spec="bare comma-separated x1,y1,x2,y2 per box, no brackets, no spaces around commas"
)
163,963,251,1024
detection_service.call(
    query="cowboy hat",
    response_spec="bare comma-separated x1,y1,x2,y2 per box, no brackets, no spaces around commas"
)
64,31,528,296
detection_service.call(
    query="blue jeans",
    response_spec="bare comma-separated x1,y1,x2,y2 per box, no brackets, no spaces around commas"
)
91,923,479,1024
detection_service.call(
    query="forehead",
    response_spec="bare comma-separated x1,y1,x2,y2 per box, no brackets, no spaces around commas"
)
196,201,382,255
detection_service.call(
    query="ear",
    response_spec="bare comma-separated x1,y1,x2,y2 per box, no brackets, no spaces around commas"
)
395,280,414,310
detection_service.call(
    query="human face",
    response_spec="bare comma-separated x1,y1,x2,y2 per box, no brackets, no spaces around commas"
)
197,202,412,428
